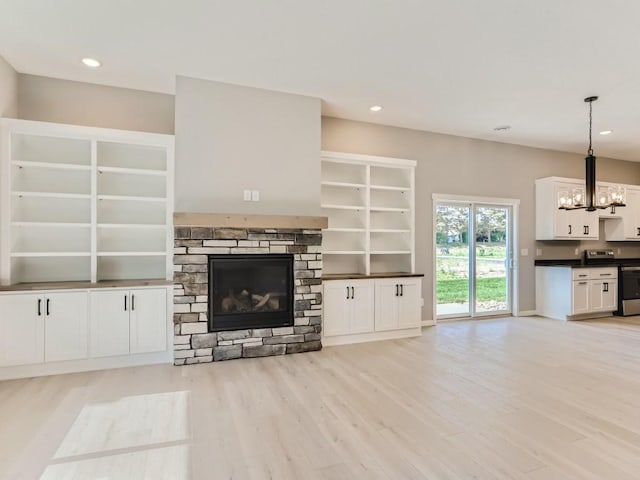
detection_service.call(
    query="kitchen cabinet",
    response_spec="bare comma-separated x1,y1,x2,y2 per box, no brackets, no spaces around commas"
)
536,178,598,240
90,287,167,357
374,278,421,331
323,279,374,336
0,291,87,366
323,276,422,344
604,188,640,241
536,266,618,320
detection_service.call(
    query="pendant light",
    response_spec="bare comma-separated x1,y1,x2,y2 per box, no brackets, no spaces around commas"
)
558,96,625,213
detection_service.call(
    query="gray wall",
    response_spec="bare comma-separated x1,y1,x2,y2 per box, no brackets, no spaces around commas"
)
18,74,174,134
0,54,17,117
175,76,321,216
321,116,640,318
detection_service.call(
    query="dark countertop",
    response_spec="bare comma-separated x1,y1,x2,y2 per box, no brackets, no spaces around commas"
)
0,278,173,292
535,258,640,268
322,272,425,280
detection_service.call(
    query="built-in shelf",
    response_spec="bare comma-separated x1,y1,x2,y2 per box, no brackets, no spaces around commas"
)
370,185,409,191
321,204,365,211
321,181,366,189
97,194,166,203
370,251,412,255
12,160,92,171
323,250,366,255
1,118,174,285
321,151,416,276
12,222,91,228
97,252,167,257
11,252,91,258
324,227,366,232
12,191,91,200
97,166,167,176
97,223,167,229
370,206,410,213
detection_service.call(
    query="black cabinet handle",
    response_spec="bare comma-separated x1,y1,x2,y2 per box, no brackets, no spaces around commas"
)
351,286,354,299
346,286,350,300
637,227,640,236
46,298,50,316
603,282,609,292
37,298,41,316
124,294,127,311
400,284,404,296
395,284,399,296
132,294,135,311
569,225,572,235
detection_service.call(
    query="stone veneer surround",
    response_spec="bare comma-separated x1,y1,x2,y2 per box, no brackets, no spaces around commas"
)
173,223,323,365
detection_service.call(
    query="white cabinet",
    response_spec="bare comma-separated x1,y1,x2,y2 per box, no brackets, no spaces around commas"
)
0,118,174,285
605,188,640,241
323,276,422,344
0,291,88,366
536,179,598,240
536,267,618,320
90,288,167,357
321,151,416,276
0,293,44,366
374,278,421,331
323,280,374,336
44,291,88,362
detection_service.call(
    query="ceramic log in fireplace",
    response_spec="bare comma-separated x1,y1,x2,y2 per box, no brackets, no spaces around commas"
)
208,254,294,331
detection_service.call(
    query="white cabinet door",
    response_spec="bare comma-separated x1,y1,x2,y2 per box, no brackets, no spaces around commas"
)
623,189,640,239
0,294,44,366
576,211,599,239
554,207,575,239
90,290,130,357
350,281,374,334
398,279,422,328
130,289,167,354
572,281,590,315
602,280,617,311
589,280,605,312
323,281,351,337
374,279,399,332
44,291,88,362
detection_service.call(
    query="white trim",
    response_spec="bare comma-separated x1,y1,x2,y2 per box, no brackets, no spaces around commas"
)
432,193,520,206
322,327,421,347
517,310,538,317
421,320,436,327
322,150,417,168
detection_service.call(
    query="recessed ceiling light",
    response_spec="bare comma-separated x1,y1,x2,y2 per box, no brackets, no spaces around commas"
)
369,105,383,112
599,130,613,135
81,57,101,68
493,125,511,131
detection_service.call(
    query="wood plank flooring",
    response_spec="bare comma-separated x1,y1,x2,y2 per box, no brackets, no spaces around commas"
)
3,316,640,479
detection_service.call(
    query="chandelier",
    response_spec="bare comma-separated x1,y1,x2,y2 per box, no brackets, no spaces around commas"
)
558,96,625,213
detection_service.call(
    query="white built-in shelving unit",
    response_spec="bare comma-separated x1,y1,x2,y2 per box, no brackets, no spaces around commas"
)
0,119,174,285
321,151,416,275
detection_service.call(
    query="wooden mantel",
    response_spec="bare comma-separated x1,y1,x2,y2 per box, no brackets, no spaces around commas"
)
173,212,328,229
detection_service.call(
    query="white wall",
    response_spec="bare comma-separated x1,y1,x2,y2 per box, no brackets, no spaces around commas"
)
175,76,321,216
0,54,17,117
18,74,174,134
321,116,640,318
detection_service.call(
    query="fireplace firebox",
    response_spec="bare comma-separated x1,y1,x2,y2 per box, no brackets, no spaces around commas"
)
208,254,294,331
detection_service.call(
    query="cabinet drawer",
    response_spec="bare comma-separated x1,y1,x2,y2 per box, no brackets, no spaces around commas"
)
571,267,617,281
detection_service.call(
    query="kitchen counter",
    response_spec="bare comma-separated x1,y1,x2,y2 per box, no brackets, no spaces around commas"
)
535,258,640,268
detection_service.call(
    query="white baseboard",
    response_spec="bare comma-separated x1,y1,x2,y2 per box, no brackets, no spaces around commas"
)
517,310,538,317
322,327,421,347
421,319,436,327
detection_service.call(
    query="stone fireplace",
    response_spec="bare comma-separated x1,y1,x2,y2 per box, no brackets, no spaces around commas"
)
172,213,327,365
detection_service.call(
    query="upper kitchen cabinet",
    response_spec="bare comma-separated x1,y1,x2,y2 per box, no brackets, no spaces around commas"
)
604,187,640,241
536,178,598,240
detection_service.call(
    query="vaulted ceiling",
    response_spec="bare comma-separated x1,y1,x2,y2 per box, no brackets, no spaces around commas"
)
2,0,640,160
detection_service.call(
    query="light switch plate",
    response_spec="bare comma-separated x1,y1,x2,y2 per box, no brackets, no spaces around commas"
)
251,190,260,201
536,248,542,256
243,190,251,201
520,248,528,256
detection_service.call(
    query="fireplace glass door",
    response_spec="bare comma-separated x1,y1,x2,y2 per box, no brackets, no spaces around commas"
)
208,254,294,331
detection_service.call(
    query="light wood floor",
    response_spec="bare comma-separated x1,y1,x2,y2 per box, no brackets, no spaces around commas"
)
3,316,640,479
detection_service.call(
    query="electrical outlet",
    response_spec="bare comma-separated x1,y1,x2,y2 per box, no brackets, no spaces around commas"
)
574,248,579,255
536,248,542,256
520,248,528,256
618,248,622,255
252,190,260,201
243,190,251,201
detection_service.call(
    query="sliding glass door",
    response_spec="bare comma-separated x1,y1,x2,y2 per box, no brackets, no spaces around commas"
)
435,201,512,319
